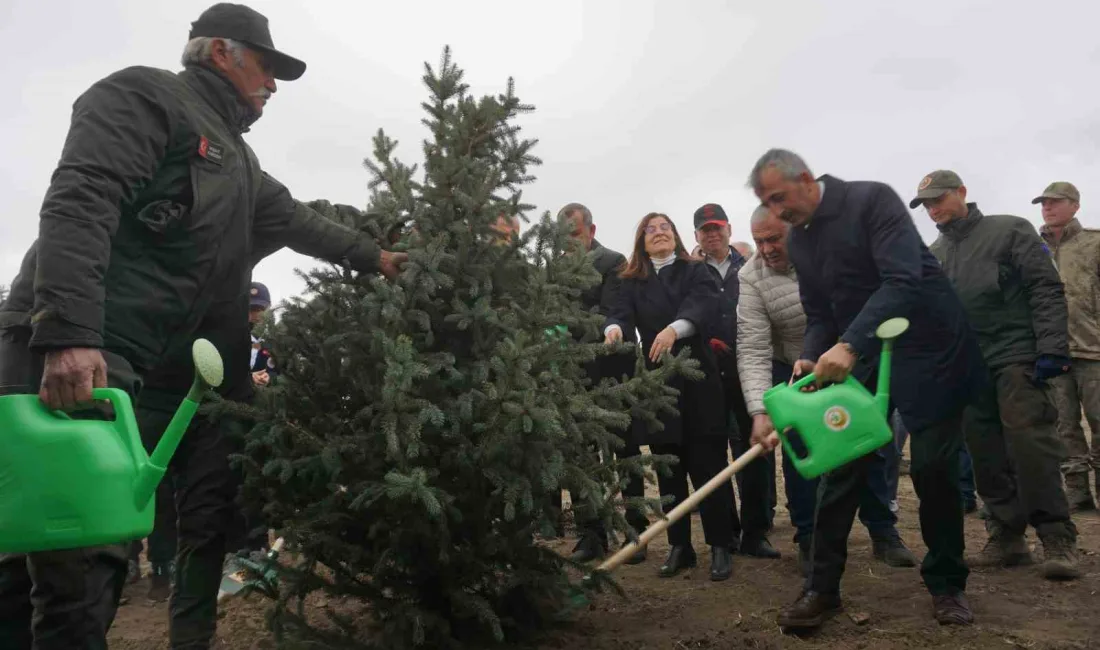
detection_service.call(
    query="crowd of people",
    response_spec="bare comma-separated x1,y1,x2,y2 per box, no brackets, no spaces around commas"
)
1,2,1096,648
553,150,1096,630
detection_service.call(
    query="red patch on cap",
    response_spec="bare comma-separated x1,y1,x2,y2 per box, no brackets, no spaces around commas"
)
198,136,210,159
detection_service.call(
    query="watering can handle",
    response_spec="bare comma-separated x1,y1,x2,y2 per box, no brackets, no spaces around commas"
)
787,372,862,393
47,388,131,421
788,372,818,392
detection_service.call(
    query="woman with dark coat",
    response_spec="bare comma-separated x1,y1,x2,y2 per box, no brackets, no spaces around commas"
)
604,212,735,581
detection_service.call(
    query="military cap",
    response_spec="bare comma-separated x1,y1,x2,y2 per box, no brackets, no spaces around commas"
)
909,170,964,209
1031,182,1080,205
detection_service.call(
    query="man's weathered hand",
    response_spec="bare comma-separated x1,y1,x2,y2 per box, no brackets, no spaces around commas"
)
40,347,107,411
814,342,856,386
252,370,271,387
791,359,816,383
751,413,780,451
378,250,408,280
649,326,677,362
604,326,623,345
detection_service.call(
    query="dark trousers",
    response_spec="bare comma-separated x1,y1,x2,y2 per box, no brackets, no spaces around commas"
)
891,412,976,505
0,327,139,650
963,363,1073,537
770,361,898,545
808,410,968,597
651,436,735,548
148,477,179,567
725,398,772,542
137,391,243,650
959,446,976,505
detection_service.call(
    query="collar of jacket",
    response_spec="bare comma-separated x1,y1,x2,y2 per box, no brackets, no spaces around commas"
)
180,64,260,134
589,238,605,254
805,174,845,227
704,245,744,268
937,203,983,241
1041,217,1082,244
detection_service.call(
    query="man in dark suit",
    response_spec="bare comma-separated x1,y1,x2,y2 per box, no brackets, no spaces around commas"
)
748,148,988,628
556,203,649,564
692,203,779,559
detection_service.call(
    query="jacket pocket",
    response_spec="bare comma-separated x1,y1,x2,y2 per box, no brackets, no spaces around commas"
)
134,199,189,235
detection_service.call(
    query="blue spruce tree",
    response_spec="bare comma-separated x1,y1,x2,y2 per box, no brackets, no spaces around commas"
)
233,48,700,649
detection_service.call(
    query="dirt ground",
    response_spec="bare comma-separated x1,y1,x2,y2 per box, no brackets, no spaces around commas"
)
108,448,1100,650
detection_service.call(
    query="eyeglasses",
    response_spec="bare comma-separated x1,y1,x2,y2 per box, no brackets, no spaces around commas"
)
644,222,672,235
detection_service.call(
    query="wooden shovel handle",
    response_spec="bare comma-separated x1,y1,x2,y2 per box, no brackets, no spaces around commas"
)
594,443,765,574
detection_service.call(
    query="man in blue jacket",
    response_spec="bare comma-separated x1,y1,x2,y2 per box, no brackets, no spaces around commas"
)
748,148,988,629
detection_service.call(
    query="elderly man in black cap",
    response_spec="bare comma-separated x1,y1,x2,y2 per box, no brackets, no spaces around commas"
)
0,4,406,648
692,203,780,562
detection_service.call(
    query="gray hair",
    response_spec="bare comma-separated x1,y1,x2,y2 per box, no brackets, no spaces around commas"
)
556,202,593,228
749,204,774,226
748,148,813,195
181,36,247,68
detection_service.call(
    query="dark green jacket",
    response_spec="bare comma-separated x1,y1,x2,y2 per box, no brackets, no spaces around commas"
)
0,64,380,376
929,203,1069,369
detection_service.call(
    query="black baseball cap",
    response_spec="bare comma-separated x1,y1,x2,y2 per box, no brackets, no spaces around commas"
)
190,3,306,81
693,203,730,230
249,282,271,309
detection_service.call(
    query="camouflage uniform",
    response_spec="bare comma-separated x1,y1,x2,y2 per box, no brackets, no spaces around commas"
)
1039,183,1100,510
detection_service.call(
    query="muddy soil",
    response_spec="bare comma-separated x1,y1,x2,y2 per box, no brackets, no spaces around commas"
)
109,448,1100,650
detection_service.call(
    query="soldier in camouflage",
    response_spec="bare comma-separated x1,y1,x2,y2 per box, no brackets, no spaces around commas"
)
1037,182,1100,511
913,170,1077,581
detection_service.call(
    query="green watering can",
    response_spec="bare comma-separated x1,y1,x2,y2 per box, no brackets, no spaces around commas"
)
762,317,910,480
0,339,224,554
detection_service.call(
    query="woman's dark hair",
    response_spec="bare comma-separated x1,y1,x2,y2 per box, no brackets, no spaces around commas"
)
620,212,694,279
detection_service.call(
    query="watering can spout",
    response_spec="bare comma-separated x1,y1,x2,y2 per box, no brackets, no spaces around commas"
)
872,317,910,419
132,339,225,510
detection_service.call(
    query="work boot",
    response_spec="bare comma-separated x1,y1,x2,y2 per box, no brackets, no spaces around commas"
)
658,545,696,578
622,540,647,565
569,533,606,563
1039,529,1081,580
969,525,1033,567
710,546,733,581
932,591,973,625
1065,472,1096,512
873,537,918,568
739,534,781,559
147,563,171,603
776,590,843,629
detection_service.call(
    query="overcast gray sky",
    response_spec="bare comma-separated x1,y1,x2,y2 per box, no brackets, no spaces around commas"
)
3,0,1099,308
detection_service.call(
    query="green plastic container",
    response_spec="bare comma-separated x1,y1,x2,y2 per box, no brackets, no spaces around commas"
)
762,318,909,480
0,339,223,553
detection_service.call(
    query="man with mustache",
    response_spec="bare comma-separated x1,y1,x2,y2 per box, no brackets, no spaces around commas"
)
748,149,987,628
0,4,406,648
